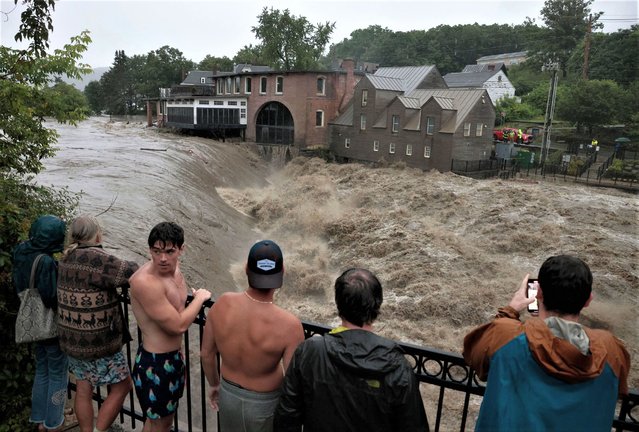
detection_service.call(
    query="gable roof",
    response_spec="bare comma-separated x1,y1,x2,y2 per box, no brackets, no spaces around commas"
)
443,71,500,88
181,71,214,85
368,75,405,91
462,62,506,74
408,88,488,133
372,65,437,93
476,51,527,63
233,64,272,74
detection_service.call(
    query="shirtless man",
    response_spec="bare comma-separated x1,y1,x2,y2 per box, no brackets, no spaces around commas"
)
200,240,305,432
130,222,211,432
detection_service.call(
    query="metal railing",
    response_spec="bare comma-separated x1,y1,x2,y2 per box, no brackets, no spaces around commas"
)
75,293,639,432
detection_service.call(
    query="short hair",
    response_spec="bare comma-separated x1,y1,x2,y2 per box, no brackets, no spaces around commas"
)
538,255,592,315
334,268,383,327
148,222,184,249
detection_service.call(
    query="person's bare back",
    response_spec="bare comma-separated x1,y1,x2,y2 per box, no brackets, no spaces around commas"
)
209,290,303,392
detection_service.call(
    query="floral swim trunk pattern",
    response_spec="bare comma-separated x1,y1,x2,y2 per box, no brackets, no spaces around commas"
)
132,346,185,420
68,351,130,387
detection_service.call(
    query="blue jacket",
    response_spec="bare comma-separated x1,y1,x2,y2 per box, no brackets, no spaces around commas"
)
463,307,630,432
12,215,66,309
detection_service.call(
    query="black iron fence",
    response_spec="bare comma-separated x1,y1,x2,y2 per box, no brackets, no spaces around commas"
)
76,293,639,432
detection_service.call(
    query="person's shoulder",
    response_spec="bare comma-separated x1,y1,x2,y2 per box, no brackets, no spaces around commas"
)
274,305,302,327
130,264,162,295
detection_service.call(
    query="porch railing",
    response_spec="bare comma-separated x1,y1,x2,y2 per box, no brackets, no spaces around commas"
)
73,293,639,432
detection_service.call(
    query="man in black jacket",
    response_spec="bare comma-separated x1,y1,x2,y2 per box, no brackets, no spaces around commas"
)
274,268,429,432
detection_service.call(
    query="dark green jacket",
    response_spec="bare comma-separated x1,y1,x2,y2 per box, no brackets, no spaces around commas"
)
12,215,66,309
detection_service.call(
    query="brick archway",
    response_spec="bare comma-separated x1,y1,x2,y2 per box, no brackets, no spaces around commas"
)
255,102,294,145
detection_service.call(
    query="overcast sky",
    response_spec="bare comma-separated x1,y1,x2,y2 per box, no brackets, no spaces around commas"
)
1,0,637,68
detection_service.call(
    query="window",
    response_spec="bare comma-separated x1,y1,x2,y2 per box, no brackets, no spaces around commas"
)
406,144,412,156
234,77,241,94
476,123,484,136
240,108,246,119
213,101,223,106
260,76,267,94
216,80,223,95
498,75,502,82
426,117,434,135
245,77,252,94
361,89,368,107
317,77,326,95
276,76,284,94
373,140,379,151
199,100,209,105
227,101,238,106
345,138,351,148
315,110,324,127
389,143,395,154
240,101,246,106
200,77,206,84
392,115,400,133
463,122,471,136
225,77,232,94
360,114,366,130
424,144,431,158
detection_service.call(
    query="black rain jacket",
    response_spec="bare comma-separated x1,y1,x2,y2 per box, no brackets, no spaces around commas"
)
274,328,429,432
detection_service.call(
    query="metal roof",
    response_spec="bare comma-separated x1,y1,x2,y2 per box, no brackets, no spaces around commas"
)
408,88,488,133
233,64,272,74
397,96,422,109
372,65,436,93
443,71,498,88
476,51,528,62
331,103,354,126
462,63,506,73
368,75,404,91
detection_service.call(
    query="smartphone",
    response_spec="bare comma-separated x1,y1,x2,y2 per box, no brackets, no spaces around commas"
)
527,278,539,313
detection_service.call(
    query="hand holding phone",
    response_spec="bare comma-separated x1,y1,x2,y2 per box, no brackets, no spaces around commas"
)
527,279,539,313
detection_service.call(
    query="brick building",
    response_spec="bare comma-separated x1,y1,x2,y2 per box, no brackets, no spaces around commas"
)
151,61,361,150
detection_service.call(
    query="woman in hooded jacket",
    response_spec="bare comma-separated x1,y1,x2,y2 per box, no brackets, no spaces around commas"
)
12,215,68,432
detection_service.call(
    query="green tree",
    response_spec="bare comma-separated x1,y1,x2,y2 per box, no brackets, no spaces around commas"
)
233,44,267,66
557,79,623,135
138,46,195,98
84,80,103,114
537,0,602,77
199,54,234,72
0,0,85,428
252,7,335,70
99,50,135,115
42,79,90,118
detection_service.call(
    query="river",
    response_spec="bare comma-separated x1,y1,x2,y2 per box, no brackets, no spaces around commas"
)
38,116,272,296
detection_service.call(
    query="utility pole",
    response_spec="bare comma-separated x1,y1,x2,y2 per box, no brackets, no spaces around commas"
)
541,62,559,166
583,14,592,80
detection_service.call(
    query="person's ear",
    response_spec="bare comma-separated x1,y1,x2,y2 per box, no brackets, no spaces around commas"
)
245,263,249,275
583,292,593,308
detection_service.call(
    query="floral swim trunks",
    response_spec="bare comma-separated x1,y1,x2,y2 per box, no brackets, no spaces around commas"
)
68,351,130,387
132,345,185,420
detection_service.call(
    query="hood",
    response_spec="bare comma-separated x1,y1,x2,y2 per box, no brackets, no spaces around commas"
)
324,329,403,376
525,318,606,384
26,215,66,253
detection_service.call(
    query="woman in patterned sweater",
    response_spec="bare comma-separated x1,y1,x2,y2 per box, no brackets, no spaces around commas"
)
57,215,139,432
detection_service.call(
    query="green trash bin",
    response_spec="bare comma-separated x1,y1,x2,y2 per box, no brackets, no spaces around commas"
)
516,150,536,168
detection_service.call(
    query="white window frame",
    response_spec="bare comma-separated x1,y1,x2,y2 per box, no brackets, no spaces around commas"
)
426,117,434,135
200,77,206,84
424,144,431,158
315,110,324,127
406,144,412,156
463,122,471,136
476,123,484,136
245,77,252,94
276,76,284,94
360,114,366,130
316,76,326,95
373,140,379,152
389,142,395,154
361,89,368,107
225,77,232,94
260,76,267,94
234,76,241,94
345,138,351,148
392,115,400,133
216,80,223,95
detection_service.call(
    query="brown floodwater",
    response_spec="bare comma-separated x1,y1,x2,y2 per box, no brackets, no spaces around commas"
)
38,116,638,430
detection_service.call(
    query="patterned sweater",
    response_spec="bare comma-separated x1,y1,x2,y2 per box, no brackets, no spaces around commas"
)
57,245,139,360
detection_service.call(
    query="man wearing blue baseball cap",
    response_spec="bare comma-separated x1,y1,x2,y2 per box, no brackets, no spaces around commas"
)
201,240,305,432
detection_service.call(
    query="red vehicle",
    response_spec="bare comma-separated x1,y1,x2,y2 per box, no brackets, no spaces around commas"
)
493,127,534,144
